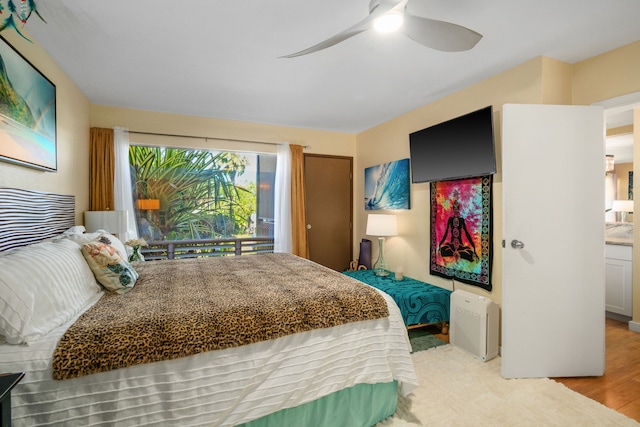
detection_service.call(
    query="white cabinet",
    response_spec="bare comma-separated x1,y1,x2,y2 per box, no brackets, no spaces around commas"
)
605,244,633,316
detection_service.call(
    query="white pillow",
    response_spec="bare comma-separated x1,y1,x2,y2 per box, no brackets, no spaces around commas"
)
0,239,102,345
39,225,87,244
61,225,86,235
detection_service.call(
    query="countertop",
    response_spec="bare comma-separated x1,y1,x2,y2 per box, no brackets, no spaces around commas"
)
606,222,633,246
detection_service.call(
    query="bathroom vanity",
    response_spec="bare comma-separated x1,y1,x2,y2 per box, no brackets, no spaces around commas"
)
605,223,633,317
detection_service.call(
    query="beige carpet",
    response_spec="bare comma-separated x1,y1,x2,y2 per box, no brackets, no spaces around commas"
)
377,344,639,427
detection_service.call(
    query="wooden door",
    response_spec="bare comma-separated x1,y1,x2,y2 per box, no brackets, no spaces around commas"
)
304,154,353,271
501,104,605,378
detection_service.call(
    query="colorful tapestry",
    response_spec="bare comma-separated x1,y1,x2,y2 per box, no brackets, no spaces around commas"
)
365,158,410,210
430,175,492,291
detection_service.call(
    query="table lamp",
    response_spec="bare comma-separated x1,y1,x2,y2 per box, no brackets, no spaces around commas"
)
366,214,398,276
84,210,128,238
612,200,634,222
137,199,160,211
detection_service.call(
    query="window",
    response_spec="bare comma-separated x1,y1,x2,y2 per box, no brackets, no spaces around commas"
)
129,145,275,243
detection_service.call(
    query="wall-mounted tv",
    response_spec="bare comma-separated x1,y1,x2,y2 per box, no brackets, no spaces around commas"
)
409,106,496,183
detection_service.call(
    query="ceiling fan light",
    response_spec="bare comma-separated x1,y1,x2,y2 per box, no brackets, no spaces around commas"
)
373,13,404,33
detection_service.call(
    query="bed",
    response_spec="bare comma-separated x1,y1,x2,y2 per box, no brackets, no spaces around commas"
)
0,188,418,427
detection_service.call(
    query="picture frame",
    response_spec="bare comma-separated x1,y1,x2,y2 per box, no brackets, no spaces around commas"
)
430,175,492,291
0,35,57,171
365,158,410,210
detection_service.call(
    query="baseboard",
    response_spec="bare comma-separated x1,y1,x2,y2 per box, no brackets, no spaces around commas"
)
605,311,632,323
605,312,639,333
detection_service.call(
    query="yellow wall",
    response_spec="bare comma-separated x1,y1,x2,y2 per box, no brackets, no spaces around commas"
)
91,105,356,157
0,31,91,224
614,163,633,206
355,57,548,306
634,108,640,328
355,42,640,314
541,56,573,104
573,41,640,106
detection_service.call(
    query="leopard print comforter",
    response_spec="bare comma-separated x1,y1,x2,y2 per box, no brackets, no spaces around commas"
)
52,253,389,380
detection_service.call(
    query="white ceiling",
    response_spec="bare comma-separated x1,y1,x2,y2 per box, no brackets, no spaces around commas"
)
24,0,640,134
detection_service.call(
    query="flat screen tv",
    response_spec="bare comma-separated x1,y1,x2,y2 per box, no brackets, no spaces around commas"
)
409,106,496,183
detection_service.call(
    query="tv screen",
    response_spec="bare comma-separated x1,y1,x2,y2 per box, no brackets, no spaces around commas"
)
409,106,496,183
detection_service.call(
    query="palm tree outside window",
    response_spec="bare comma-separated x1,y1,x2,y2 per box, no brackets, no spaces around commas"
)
128,145,276,244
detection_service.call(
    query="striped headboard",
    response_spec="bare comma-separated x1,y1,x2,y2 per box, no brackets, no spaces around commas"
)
0,188,76,252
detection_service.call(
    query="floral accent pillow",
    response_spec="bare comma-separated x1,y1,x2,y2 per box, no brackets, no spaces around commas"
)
81,239,138,294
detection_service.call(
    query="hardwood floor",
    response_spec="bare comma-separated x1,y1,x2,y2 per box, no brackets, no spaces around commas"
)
554,318,640,423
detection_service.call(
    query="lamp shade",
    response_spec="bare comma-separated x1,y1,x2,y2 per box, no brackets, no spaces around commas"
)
366,214,398,237
137,199,160,210
84,210,128,234
611,200,634,213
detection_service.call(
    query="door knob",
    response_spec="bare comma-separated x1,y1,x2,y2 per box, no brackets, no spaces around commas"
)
511,239,525,249
306,224,311,229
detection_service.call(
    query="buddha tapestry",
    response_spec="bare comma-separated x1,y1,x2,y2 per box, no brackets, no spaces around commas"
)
430,175,492,291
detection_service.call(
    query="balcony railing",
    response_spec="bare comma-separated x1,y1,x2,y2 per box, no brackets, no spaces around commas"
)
140,237,274,261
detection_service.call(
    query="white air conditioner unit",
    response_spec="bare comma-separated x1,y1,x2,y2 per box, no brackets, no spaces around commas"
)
450,289,499,362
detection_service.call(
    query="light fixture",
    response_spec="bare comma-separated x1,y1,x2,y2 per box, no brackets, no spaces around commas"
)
366,214,398,276
611,200,634,222
137,199,160,211
605,155,615,173
373,12,404,33
84,210,128,236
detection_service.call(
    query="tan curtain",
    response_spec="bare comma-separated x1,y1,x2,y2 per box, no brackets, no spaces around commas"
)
89,127,115,211
290,144,309,258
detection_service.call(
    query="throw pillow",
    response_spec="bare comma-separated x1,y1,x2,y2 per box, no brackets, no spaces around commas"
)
81,240,138,294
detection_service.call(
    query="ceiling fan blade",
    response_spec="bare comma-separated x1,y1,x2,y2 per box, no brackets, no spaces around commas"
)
280,26,369,58
402,14,482,52
279,5,395,58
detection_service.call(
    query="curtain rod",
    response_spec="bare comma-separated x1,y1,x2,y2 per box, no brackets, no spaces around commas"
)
128,130,309,149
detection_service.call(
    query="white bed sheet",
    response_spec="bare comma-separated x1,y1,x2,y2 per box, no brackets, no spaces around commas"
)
0,289,417,427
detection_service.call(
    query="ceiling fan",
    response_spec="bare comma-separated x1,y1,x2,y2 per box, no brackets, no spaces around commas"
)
281,0,482,58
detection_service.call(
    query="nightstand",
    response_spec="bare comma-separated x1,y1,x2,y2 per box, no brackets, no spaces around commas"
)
0,372,24,427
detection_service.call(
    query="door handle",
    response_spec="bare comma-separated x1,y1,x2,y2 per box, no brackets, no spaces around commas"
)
511,239,525,249
306,224,311,230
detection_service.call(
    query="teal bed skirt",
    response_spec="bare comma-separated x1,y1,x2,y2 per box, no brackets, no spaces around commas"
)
239,381,398,427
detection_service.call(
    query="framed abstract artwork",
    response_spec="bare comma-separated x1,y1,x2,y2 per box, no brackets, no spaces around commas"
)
365,158,410,210
430,175,492,291
0,36,57,171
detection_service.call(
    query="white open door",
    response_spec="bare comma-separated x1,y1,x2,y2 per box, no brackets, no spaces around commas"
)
501,104,605,378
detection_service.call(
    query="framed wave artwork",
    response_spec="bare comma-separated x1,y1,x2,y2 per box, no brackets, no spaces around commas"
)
430,175,492,291
0,36,57,171
365,158,410,210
